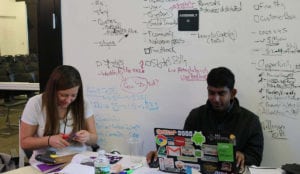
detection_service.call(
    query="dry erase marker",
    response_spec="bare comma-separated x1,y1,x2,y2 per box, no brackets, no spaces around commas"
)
121,169,133,174
131,163,143,170
126,169,133,174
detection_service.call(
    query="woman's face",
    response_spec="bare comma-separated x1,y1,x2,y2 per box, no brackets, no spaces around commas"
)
57,86,80,109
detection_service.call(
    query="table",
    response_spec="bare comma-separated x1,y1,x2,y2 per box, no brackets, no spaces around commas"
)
3,166,41,174
3,152,285,174
3,152,202,174
0,82,39,91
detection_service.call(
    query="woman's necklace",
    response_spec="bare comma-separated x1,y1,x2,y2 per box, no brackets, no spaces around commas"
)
63,116,68,134
59,108,69,134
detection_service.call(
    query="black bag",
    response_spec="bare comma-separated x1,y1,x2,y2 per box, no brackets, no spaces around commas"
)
282,163,300,174
0,153,16,172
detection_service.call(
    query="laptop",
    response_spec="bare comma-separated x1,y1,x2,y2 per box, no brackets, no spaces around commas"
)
154,128,238,174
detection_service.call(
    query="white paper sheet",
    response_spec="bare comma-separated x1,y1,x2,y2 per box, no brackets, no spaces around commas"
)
58,163,94,174
249,166,285,174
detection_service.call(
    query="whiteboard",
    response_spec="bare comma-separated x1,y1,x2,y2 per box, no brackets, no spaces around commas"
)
61,0,300,167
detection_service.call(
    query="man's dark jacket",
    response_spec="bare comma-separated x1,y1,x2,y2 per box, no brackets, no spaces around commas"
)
184,98,264,166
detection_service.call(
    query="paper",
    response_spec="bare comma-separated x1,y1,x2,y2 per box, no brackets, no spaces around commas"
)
133,167,201,174
249,166,284,174
133,167,164,174
36,163,64,173
59,163,94,174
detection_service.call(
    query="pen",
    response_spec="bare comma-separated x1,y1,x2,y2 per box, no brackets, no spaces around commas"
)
119,169,133,174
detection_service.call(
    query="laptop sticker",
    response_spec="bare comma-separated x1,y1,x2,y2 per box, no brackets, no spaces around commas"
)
167,146,181,156
156,134,167,146
191,131,206,146
217,143,234,162
158,146,167,156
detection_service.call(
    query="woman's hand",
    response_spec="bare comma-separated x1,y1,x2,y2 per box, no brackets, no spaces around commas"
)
48,134,70,148
74,130,90,143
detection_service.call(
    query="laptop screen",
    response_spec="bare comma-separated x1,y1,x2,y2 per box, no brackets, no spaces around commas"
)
154,128,238,174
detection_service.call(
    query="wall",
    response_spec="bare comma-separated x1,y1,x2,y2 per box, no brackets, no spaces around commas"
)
0,0,28,55
61,0,300,167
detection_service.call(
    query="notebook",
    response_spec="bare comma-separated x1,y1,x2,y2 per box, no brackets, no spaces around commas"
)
154,128,238,174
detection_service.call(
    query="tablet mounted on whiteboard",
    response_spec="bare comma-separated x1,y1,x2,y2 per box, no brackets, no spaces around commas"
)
178,10,199,31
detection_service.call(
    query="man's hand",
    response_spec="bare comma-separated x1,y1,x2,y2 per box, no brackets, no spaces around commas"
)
236,151,245,172
146,150,157,164
146,150,159,168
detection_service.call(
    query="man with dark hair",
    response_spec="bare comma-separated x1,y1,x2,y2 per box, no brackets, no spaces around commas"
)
184,67,264,170
147,67,264,172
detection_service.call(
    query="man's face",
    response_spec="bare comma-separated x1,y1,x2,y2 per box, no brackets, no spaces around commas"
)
207,85,236,112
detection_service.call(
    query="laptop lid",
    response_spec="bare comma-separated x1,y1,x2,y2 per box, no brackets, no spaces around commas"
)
154,128,238,174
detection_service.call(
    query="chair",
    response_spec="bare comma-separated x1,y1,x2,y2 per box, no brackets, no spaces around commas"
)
0,75,11,102
0,55,14,64
14,73,35,83
18,120,32,167
32,71,39,82
14,55,29,64
28,54,38,62
0,61,11,82
0,75,10,82
0,66,30,135
24,59,39,83
0,98,27,135
18,120,29,167
25,61,38,73
0,56,38,136
0,72,32,135
9,59,27,82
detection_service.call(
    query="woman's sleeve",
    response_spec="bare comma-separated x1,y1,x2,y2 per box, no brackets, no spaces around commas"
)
21,96,40,125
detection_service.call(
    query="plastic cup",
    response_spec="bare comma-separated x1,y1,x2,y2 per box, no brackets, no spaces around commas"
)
128,138,144,163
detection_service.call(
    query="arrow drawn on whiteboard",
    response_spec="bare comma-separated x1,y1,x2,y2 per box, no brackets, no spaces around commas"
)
118,34,129,42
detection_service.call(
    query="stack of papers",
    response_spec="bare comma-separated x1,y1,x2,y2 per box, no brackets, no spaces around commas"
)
58,163,94,174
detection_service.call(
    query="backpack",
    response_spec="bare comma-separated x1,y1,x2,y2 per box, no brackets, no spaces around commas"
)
0,153,16,172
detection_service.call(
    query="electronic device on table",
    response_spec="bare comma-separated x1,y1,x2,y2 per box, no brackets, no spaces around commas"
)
154,128,238,174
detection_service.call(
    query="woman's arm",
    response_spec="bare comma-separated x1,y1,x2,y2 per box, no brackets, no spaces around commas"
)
20,121,48,150
20,121,70,150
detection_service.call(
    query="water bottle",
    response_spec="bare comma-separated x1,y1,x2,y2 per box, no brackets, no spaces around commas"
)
94,150,110,174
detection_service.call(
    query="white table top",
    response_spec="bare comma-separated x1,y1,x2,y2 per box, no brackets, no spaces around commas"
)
3,152,201,174
4,151,284,174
